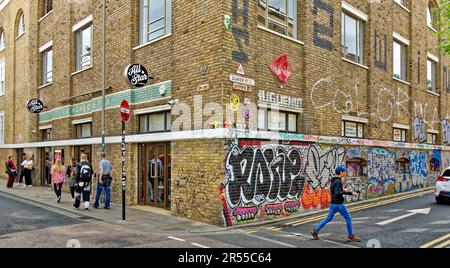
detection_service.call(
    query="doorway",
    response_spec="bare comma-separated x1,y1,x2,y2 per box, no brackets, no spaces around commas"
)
138,143,171,209
74,145,92,163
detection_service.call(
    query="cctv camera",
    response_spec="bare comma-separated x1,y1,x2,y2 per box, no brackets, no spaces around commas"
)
168,99,179,106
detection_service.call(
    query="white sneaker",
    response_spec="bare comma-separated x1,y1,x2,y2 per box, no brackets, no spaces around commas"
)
27,185,32,188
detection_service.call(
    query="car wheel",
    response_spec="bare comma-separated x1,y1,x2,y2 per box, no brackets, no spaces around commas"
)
436,197,444,204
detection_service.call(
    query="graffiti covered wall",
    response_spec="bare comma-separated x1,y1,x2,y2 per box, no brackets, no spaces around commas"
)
221,140,441,226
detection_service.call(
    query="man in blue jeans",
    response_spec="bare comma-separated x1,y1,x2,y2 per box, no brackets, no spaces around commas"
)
311,166,362,242
94,152,113,209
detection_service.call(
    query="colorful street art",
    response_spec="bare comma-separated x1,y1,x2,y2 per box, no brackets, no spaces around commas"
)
221,140,442,227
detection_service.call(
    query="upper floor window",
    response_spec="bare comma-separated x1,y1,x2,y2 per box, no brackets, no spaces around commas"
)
44,0,53,15
393,128,407,142
427,58,437,92
427,132,437,145
258,109,298,133
139,0,172,45
393,39,408,81
139,111,171,133
444,67,450,93
257,0,298,39
0,59,4,96
17,11,25,37
0,30,5,50
41,47,52,85
394,0,408,8
342,12,365,65
0,112,4,144
427,1,438,30
41,128,52,141
75,122,92,138
75,24,92,71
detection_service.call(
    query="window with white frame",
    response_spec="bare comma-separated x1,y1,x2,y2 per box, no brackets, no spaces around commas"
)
427,132,437,144
0,59,4,96
75,123,92,138
41,48,52,85
139,0,172,45
444,67,450,94
75,24,92,71
44,0,53,15
17,12,25,37
0,30,5,50
257,0,298,39
0,112,4,144
342,12,365,65
427,59,437,92
393,128,407,142
258,109,298,133
342,121,364,138
427,1,438,30
394,0,408,8
393,39,408,81
139,111,171,133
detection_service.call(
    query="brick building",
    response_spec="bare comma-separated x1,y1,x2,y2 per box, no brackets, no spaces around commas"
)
0,0,449,226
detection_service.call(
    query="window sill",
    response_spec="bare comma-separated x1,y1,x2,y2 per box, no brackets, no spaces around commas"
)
0,48,4,53
0,93,4,97
393,1,410,13
393,77,410,85
341,58,369,70
426,90,440,97
133,33,172,51
71,66,92,76
39,10,53,23
427,25,438,33
39,83,53,90
257,25,304,45
15,33,25,41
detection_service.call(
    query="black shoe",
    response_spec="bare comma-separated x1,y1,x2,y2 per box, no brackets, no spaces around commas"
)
57,196,61,203
104,207,110,209
93,206,99,209
311,230,320,240
73,205,79,210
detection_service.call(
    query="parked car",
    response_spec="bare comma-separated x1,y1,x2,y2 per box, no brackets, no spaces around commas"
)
435,167,450,204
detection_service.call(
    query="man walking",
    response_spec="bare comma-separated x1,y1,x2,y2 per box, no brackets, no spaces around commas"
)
311,166,362,242
73,154,93,210
94,152,112,209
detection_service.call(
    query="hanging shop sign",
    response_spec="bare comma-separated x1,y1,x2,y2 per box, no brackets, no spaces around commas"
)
124,64,149,88
27,99,45,113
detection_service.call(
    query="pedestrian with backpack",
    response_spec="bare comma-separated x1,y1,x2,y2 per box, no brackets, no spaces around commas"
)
311,166,362,242
94,152,113,209
73,154,93,210
50,158,66,203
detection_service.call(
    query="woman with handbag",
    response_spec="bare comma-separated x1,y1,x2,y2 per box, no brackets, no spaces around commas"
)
21,154,33,187
5,155,17,188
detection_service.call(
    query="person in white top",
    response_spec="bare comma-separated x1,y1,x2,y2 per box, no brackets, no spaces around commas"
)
21,155,33,187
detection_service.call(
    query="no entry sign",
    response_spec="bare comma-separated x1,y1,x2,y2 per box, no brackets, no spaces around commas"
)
120,100,130,122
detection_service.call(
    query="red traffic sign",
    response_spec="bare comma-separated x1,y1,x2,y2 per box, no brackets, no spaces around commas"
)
120,100,130,122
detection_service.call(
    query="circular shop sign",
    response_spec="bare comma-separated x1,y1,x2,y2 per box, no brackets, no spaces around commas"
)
125,64,149,88
27,99,45,113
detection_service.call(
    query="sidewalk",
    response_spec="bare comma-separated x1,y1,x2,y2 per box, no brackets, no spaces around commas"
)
0,179,221,234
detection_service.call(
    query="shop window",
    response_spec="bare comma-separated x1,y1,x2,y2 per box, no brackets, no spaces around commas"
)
75,123,92,138
257,0,298,39
393,128,407,142
139,111,171,133
258,109,298,133
342,121,364,138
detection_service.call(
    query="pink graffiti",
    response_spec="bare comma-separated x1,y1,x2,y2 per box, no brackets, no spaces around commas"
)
232,207,258,222
369,184,385,195
284,201,301,214
265,203,284,216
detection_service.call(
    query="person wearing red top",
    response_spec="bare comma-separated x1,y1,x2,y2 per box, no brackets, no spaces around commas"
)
5,155,17,188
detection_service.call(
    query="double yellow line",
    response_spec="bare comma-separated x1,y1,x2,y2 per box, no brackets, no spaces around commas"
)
420,234,450,248
285,189,434,227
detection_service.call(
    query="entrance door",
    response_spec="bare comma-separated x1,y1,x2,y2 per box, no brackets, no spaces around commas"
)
41,148,53,185
139,143,171,209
